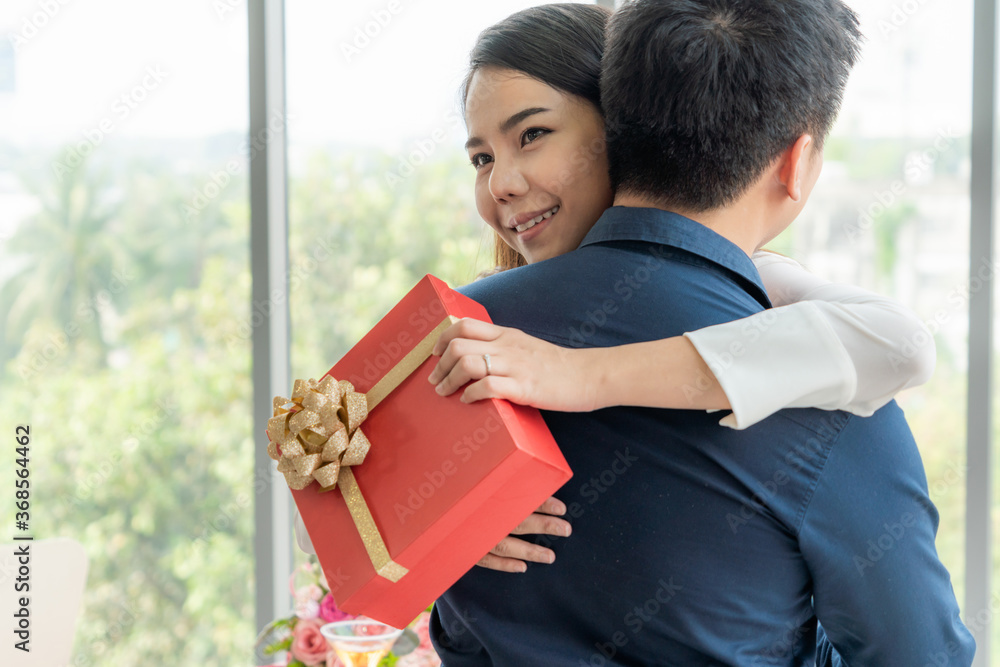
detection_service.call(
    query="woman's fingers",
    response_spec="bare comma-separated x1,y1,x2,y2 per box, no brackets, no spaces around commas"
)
429,340,488,389
428,319,514,387
429,322,527,395
432,342,501,397
431,318,503,357
428,320,599,411
459,375,521,403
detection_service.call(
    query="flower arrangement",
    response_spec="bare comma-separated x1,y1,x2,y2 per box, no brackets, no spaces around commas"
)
257,560,441,667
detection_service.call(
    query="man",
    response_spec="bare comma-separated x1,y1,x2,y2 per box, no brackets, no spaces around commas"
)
431,0,974,665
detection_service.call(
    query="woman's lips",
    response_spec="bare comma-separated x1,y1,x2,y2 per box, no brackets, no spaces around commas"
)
514,205,560,234
514,208,557,245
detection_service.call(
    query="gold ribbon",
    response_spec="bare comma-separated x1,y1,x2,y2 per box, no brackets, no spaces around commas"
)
266,315,458,583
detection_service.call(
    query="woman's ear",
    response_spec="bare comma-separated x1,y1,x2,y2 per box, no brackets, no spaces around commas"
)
778,134,814,202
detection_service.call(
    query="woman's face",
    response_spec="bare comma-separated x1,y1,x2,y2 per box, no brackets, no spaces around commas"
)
464,67,614,264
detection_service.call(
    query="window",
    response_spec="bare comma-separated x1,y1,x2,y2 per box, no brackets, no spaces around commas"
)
0,0,252,662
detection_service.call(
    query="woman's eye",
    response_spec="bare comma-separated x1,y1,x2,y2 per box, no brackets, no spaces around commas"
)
470,153,493,169
521,128,549,146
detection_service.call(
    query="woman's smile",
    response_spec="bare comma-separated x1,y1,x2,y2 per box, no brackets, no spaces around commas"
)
464,68,613,264
512,204,559,233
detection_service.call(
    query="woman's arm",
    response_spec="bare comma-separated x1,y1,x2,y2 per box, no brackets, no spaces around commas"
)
429,251,935,429
428,319,730,412
686,250,936,427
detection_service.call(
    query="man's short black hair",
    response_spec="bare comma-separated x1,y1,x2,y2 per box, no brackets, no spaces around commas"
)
602,0,863,211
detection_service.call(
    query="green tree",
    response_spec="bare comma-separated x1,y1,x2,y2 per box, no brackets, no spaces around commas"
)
1,146,256,664
0,153,130,365
287,149,487,380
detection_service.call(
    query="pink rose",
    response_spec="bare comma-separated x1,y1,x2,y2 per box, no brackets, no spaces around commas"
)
411,612,433,651
291,619,331,666
295,598,320,620
297,584,324,603
319,594,352,623
396,648,442,667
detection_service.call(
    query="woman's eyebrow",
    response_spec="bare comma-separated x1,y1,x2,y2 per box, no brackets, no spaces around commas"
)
465,107,551,150
499,107,550,133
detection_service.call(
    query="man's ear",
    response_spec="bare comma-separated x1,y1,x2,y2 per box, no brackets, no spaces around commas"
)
778,134,814,202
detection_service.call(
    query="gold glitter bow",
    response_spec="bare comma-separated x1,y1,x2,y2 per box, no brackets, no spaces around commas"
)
267,376,371,491
266,315,459,583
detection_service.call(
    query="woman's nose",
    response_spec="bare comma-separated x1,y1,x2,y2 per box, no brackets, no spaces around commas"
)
488,157,529,202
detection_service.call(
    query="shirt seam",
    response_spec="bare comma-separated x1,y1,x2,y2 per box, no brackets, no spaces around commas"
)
792,413,853,536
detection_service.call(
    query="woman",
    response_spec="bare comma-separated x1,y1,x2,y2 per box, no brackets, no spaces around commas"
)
423,3,935,574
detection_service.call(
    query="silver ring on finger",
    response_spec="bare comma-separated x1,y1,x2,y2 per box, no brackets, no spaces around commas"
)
482,353,493,376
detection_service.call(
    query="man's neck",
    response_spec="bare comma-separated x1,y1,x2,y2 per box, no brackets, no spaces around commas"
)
613,193,769,257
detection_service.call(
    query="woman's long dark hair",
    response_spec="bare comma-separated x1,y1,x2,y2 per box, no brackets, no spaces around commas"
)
463,4,611,272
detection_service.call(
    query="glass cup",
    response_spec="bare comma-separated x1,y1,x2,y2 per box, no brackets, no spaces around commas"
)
320,618,404,667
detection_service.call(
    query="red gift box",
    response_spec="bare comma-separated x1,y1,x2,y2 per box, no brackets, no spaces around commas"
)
274,275,572,628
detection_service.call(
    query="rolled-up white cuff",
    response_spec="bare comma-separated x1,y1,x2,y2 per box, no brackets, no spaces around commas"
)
684,301,857,429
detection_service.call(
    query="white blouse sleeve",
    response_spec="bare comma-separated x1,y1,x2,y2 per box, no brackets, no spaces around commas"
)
683,251,935,429
295,511,316,554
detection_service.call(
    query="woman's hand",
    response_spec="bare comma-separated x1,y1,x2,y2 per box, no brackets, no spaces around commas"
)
476,496,572,572
428,318,603,411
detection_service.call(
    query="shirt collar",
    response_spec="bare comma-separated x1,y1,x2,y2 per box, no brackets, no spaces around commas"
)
579,206,771,308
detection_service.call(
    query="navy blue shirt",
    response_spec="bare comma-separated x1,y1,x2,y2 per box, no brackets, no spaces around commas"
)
430,207,973,666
